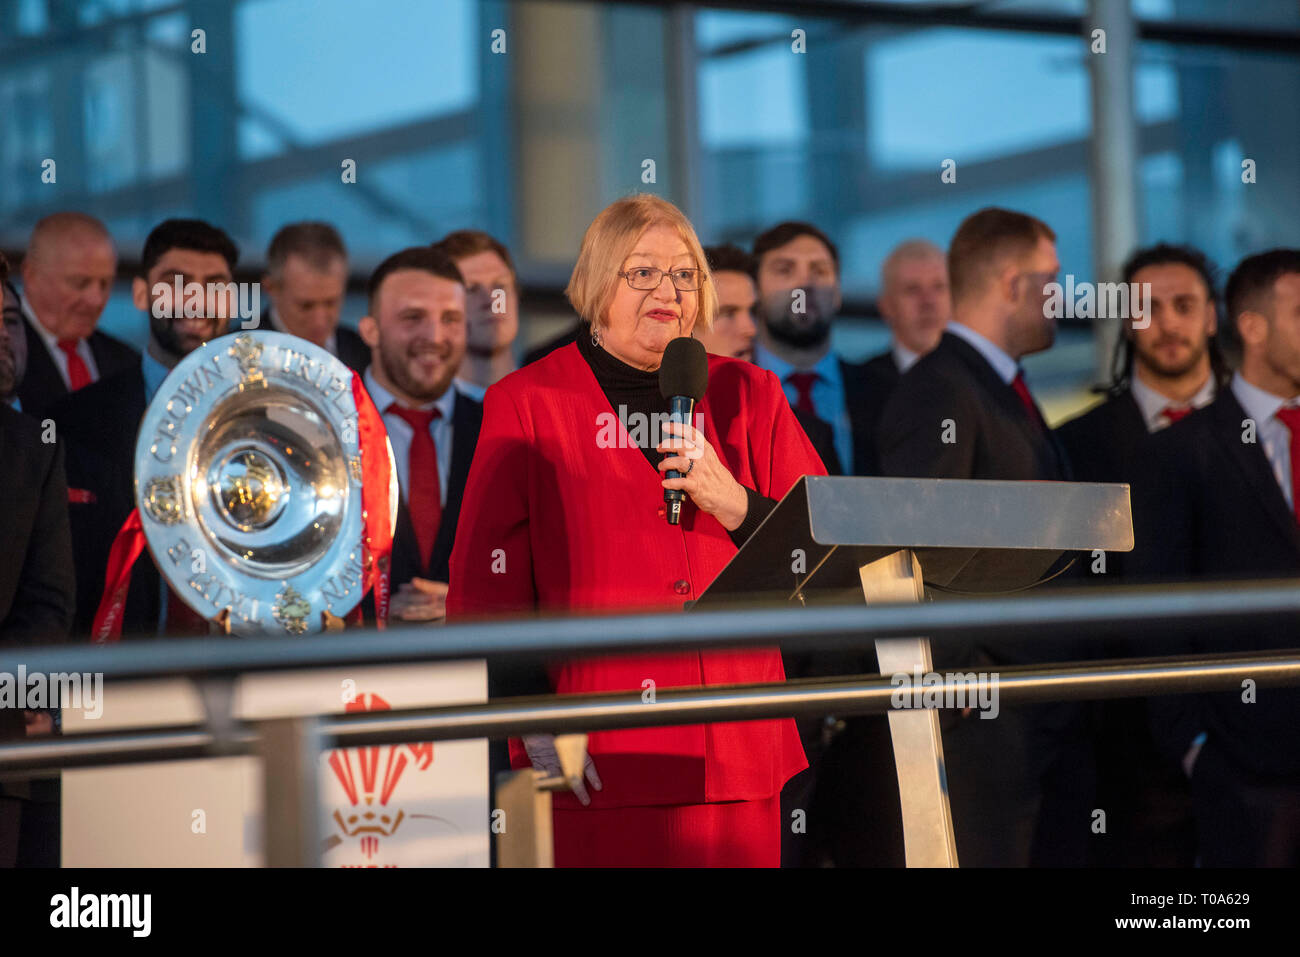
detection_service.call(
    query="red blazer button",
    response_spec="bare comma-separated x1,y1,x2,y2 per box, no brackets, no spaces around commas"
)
657,506,666,518
673,579,690,595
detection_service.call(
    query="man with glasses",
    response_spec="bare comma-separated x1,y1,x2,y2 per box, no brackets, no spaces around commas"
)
877,207,1082,868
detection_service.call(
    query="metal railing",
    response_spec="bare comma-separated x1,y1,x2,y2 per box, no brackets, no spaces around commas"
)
4,579,1300,682
2,579,1298,864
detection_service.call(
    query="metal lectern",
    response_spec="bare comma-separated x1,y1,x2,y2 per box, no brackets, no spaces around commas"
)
693,475,1134,868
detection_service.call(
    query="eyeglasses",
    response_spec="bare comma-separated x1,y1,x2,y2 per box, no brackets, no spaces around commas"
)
618,267,707,292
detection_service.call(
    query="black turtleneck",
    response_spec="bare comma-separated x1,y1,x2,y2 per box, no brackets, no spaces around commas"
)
576,328,775,545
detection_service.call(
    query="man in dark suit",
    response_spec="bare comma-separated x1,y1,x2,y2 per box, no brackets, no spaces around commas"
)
15,213,139,419
260,222,370,372
699,244,840,473
741,226,905,865
848,239,953,476
48,219,239,639
1134,249,1300,866
750,222,884,477
866,239,951,400
2,271,24,409
1056,243,1226,866
357,245,482,622
1058,244,1225,489
877,206,1085,867
0,250,76,867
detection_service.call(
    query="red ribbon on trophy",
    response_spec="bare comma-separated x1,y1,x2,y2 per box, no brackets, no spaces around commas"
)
352,371,393,628
91,509,148,643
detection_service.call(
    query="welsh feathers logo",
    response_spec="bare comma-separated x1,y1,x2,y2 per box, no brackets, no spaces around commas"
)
325,692,435,865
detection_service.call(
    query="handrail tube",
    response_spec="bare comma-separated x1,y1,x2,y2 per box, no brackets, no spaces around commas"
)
2,580,1299,682
3,650,1296,779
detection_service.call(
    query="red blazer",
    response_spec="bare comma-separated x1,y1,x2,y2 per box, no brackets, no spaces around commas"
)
446,343,826,808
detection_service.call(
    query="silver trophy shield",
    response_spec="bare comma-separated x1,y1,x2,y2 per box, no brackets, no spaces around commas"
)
134,331,397,637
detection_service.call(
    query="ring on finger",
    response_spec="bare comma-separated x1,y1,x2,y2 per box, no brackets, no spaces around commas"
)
685,459,695,475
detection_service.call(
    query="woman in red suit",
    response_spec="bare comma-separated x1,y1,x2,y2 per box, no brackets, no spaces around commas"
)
446,194,827,866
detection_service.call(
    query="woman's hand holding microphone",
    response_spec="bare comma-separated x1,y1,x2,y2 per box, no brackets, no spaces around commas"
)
656,419,748,531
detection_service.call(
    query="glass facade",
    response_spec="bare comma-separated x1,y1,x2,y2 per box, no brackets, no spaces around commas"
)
1,0,1296,388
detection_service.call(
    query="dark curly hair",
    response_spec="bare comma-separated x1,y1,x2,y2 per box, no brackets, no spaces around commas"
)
1107,242,1230,393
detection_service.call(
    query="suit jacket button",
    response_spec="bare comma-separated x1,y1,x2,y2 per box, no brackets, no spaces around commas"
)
657,505,666,518
673,579,690,596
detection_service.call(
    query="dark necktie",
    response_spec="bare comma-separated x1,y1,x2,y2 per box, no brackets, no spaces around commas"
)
57,339,92,391
1010,370,1047,432
787,371,819,416
1272,406,1300,521
386,404,443,570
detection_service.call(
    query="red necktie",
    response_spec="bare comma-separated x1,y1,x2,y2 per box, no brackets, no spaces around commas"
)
57,339,92,391
1011,370,1047,431
787,372,819,416
1160,405,1193,426
386,404,443,570
1272,406,1300,521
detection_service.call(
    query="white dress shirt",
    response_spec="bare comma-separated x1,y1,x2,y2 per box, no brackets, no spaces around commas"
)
945,321,1018,384
22,295,101,387
891,342,920,374
1129,373,1216,433
1231,372,1300,511
362,367,456,508
453,377,487,401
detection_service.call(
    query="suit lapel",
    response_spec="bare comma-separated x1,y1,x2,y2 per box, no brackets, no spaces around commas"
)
1117,389,1149,441
943,334,1064,478
19,315,66,414
445,390,480,514
1208,390,1300,552
87,331,126,379
117,368,149,518
390,496,424,582
428,389,483,578
839,358,873,476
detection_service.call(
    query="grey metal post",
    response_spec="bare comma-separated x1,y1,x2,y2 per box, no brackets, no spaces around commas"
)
257,717,322,868
1087,0,1141,387
666,4,702,218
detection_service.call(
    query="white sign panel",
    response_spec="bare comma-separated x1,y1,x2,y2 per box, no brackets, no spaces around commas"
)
61,662,488,868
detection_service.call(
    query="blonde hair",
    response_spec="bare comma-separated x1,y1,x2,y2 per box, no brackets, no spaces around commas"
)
566,194,716,333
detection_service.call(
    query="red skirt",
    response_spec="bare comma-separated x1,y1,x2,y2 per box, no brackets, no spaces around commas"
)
552,795,781,867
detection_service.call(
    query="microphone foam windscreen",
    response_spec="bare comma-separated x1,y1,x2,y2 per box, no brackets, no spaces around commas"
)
659,336,709,400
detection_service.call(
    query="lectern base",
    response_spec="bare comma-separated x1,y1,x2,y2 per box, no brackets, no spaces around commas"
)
860,550,959,868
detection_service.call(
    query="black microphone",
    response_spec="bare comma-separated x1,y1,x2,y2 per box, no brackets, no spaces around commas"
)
658,337,710,526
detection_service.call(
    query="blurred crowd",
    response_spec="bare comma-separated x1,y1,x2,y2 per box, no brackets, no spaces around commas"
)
1,204,1297,868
